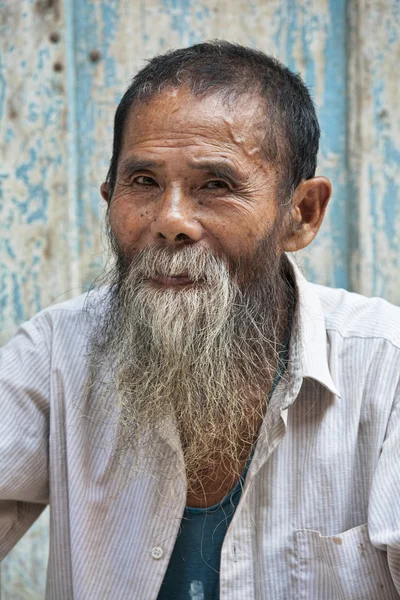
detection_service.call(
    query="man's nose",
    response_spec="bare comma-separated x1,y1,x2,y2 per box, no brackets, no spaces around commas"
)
151,187,202,244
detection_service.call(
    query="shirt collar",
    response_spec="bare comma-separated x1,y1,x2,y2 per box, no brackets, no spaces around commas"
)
288,255,340,398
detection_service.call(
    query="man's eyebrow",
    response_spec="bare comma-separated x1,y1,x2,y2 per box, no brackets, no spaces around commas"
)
189,161,247,186
118,157,161,177
117,157,248,186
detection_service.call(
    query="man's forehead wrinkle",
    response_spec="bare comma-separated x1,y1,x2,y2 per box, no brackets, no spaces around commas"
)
122,131,264,163
125,99,263,145
126,121,237,143
121,138,258,164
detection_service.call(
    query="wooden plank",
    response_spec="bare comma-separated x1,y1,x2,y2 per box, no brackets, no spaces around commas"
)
0,0,69,596
348,0,400,302
0,0,73,345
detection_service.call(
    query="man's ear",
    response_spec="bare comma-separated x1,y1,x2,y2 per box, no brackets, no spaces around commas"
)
281,176,332,252
100,182,110,204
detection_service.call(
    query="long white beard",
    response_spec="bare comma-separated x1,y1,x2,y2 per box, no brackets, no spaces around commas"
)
86,244,293,493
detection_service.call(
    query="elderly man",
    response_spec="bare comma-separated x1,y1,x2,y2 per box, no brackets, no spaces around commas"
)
1,41,400,600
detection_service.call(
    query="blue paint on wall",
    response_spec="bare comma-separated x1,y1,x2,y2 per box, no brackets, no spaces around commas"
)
5,127,15,143
371,70,400,253
15,148,49,223
368,163,382,295
15,148,38,188
162,0,183,37
382,173,398,251
161,0,210,45
101,2,119,47
274,0,348,288
101,2,119,88
72,0,122,244
0,52,6,122
318,0,348,288
0,266,9,318
11,272,25,323
28,102,39,122
5,239,16,260
37,47,50,70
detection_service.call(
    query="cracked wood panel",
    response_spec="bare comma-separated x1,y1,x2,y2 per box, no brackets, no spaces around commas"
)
0,0,70,598
347,0,400,300
0,0,76,346
1,0,400,598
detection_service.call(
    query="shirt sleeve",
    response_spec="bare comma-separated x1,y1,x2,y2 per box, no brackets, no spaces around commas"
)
369,377,400,593
0,316,50,559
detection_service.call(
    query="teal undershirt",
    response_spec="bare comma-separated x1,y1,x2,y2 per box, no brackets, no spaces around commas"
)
158,330,291,600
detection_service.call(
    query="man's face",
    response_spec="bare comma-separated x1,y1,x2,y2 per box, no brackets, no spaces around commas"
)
106,87,282,273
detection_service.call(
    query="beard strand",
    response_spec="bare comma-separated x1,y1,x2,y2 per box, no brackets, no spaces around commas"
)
85,236,295,495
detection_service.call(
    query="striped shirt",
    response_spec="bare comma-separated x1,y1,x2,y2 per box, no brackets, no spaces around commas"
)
1,260,400,599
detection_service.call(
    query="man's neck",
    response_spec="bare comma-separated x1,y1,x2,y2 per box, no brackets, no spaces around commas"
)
185,444,255,508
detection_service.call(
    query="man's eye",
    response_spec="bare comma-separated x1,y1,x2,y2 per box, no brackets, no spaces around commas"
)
204,180,229,190
134,176,156,186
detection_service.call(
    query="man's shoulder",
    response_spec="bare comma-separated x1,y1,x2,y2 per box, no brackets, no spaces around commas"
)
310,282,400,350
30,288,109,336
37,286,109,316
44,292,90,314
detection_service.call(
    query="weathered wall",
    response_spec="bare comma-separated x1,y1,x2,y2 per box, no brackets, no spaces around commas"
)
1,0,399,597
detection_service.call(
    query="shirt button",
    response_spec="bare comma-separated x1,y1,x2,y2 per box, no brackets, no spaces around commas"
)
151,546,163,560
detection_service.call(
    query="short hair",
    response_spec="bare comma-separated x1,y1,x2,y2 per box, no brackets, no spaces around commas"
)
106,40,320,201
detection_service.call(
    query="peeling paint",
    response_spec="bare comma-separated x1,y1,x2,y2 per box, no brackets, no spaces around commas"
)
0,0,71,347
347,0,400,299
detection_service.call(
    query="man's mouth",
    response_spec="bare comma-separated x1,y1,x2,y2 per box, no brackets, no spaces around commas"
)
150,273,196,287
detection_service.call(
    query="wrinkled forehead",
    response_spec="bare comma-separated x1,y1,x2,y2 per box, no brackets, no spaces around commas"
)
121,86,267,155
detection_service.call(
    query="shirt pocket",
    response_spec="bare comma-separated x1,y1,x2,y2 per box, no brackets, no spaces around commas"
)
296,523,399,599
